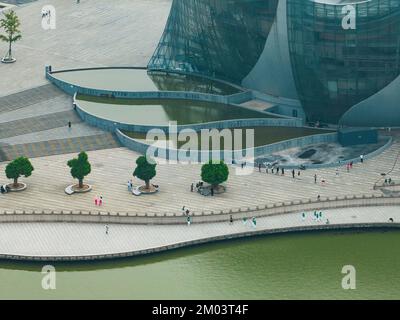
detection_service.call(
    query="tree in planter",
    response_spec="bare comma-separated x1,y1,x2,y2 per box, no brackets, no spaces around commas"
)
0,10,22,63
5,156,34,188
201,160,229,189
133,156,156,190
67,151,91,189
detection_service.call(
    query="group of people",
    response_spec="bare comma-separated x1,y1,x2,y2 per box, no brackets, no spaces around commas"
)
242,216,257,228
94,195,104,206
191,182,203,192
0,185,10,194
384,177,393,185
41,9,51,19
257,162,306,180
301,211,329,224
345,161,354,172
127,180,134,192
192,181,215,196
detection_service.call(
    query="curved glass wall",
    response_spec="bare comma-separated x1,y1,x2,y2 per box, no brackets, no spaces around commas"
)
148,0,279,84
287,0,400,123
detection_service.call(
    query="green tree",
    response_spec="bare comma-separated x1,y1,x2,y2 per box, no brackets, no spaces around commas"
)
5,156,34,187
0,10,22,62
201,160,229,188
67,152,91,188
133,156,156,190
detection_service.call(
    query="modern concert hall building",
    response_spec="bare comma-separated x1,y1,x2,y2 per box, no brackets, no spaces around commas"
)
148,0,400,127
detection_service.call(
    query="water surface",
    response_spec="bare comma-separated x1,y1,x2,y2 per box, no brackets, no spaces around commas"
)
0,230,399,299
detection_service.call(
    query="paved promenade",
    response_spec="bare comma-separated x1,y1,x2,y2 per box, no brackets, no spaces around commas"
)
0,206,398,260
0,134,398,215
0,0,171,96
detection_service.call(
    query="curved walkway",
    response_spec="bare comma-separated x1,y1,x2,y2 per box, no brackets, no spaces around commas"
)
0,206,398,261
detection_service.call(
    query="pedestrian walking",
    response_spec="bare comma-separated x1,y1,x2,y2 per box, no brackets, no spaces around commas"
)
105,225,109,235
281,168,284,175
258,163,261,172
302,212,306,221
298,170,300,177
317,194,321,201
211,187,214,196
127,180,132,192
99,196,103,206
187,215,191,226
68,121,71,129
335,168,339,177
360,154,364,163
350,161,353,169
292,169,295,179
190,183,194,192
314,174,317,184
94,196,98,206
229,215,233,225
252,217,257,228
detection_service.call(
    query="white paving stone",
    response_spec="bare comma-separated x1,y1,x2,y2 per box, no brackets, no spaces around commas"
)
0,206,398,257
0,0,172,96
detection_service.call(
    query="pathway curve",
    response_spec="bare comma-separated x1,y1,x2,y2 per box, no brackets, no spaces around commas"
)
0,206,398,260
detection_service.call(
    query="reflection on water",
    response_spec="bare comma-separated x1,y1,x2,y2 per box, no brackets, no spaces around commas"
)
122,126,331,149
0,230,399,299
76,95,272,125
52,69,241,95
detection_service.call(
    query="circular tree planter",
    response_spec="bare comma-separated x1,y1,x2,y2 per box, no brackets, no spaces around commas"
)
6,182,27,192
138,185,159,195
65,184,92,195
1,58,16,64
198,184,226,196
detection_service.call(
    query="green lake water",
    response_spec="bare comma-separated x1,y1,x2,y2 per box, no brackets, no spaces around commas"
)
53,69,240,95
76,95,272,126
0,230,399,299
122,126,331,149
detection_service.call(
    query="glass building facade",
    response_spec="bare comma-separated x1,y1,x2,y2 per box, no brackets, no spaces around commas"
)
287,0,400,123
149,0,400,126
148,0,279,84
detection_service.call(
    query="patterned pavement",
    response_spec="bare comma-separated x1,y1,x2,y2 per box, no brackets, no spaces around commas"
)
0,133,120,161
0,206,398,259
0,83,120,161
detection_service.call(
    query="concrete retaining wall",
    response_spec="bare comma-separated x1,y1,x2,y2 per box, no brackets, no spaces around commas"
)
115,129,339,162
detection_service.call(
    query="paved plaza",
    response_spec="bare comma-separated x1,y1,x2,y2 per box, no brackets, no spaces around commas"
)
0,0,172,96
0,0,399,261
0,136,399,215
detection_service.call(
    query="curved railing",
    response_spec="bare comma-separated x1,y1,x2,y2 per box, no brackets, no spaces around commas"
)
0,193,398,225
